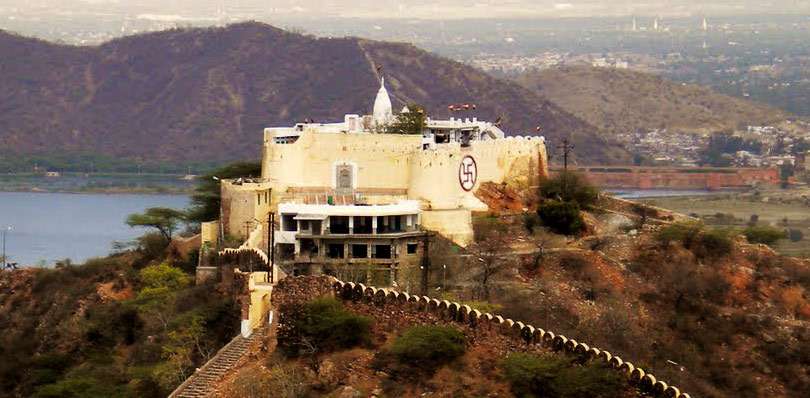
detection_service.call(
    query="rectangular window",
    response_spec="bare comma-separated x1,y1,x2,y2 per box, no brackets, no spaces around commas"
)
351,244,368,258
407,243,418,255
282,214,297,231
354,216,373,234
330,216,350,234
373,245,392,259
327,244,345,259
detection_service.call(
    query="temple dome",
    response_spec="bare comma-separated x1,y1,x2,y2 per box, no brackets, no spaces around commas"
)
372,77,393,125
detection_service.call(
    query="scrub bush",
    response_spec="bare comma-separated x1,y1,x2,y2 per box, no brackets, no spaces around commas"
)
538,200,585,235
743,226,785,245
502,353,624,398
280,298,371,355
390,325,465,367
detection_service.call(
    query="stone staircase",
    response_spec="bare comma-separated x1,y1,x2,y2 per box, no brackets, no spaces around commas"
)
170,326,267,398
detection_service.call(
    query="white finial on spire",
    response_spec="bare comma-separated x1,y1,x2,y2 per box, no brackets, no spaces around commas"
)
373,76,393,126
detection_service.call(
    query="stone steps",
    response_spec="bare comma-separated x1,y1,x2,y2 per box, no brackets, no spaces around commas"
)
172,327,267,398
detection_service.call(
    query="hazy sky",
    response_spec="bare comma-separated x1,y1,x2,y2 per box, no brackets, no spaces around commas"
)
1,1,809,20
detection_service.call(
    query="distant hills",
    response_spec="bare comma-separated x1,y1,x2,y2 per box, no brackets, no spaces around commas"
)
514,66,788,136
0,22,630,169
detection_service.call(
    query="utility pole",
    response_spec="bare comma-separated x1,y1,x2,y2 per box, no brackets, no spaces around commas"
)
557,138,575,199
442,264,447,291
420,234,430,294
244,220,252,241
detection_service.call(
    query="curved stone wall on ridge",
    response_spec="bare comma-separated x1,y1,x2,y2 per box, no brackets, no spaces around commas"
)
326,277,688,398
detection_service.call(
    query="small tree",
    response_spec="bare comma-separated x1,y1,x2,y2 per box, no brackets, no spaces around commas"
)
523,212,540,234
135,262,191,332
529,232,553,272
279,298,371,356
743,226,786,245
469,219,510,300
186,161,261,223
127,207,187,242
539,172,598,209
385,103,427,135
139,262,191,295
631,202,658,229
538,200,585,235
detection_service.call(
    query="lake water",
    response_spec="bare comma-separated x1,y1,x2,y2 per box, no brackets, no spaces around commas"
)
607,189,737,199
0,192,188,266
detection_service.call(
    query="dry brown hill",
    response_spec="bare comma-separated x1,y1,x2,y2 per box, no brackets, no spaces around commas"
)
0,23,630,167
514,66,788,135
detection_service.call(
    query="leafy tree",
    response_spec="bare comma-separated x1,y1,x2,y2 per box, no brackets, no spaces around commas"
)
139,262,191,295
383,103,427,135
743,226,786,245
538,200,585,235
135,263,190,332
154,315,208,390
540,172,598,209
657,222,733,259
280,298,371,356
126,207,186,241
698,229,734,259
186,161,262,223
657,221,704,247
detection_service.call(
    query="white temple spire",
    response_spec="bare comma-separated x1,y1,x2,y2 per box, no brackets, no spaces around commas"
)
373,76,393,126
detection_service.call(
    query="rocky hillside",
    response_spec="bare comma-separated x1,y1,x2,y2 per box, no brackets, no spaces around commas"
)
0,252,240,397
216,276,642,398
514,66,788,136
0,23,629,167
195,195,810,398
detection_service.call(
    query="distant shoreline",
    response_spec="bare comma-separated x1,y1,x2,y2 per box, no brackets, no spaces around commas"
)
0,188,193,196
0,172,196,195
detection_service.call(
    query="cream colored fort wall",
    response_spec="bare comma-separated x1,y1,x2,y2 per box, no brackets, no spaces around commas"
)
262,130,420,196
410,137,547,245
226,130,548,245
409,136,547,210
221,181,272,239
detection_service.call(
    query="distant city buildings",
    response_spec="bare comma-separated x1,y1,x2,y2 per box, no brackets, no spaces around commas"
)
616,123,810,171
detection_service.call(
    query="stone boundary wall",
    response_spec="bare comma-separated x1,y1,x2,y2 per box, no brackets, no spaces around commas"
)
557,166,780,190
218,247,269,268
326,277,689,398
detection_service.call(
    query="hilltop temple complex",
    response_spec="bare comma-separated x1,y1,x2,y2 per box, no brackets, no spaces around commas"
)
199,78,548,285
